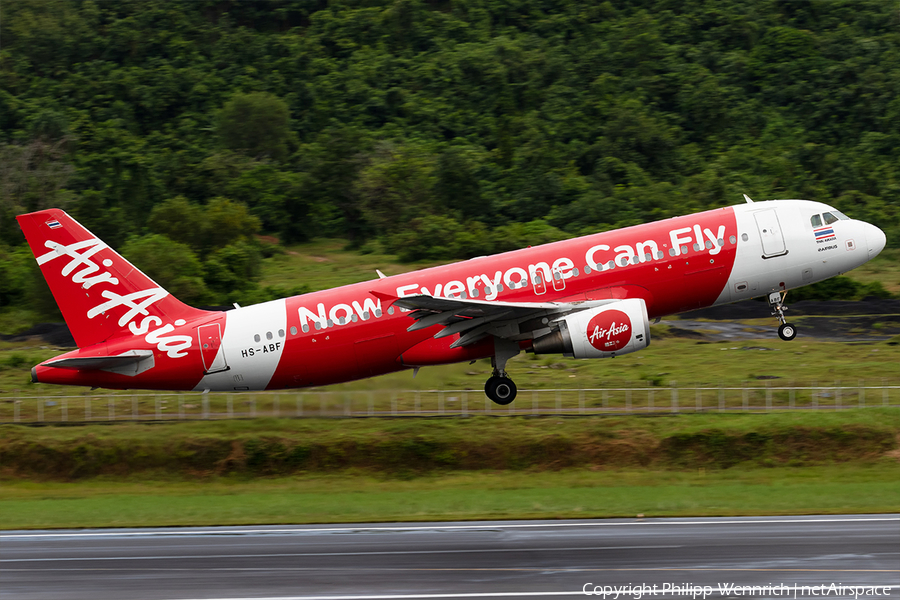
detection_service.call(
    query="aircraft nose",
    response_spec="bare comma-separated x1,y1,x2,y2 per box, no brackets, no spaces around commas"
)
864,222,886,258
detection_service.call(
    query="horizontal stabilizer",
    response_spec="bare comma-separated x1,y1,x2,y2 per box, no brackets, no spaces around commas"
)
43,350,154,371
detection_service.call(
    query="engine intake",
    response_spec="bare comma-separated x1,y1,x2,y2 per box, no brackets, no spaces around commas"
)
532,298,650,359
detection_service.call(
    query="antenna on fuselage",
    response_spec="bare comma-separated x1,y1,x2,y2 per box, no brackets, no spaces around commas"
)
376,269,387,279
743,194,754,203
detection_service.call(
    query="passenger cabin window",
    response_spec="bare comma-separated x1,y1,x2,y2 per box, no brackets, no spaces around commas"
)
823,212,839,225
810,215,822,228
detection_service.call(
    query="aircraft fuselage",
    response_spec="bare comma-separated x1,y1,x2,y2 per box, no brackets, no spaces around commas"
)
20,199,886,395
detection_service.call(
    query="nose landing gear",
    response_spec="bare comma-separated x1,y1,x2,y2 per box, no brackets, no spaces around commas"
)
778,322,797,341
769,291,797,341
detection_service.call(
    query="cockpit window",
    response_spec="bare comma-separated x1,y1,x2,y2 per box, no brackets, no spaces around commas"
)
832,210,850,220
810,215,822,228
822,212,839,225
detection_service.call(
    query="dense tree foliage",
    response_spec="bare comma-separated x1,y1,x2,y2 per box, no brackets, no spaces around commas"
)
1,0,898,318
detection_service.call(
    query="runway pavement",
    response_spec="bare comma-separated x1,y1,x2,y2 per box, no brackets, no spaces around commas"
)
2,515,898,600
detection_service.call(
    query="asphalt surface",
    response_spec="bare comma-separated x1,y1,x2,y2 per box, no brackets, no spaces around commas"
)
664,318,898,342
2,515,898,600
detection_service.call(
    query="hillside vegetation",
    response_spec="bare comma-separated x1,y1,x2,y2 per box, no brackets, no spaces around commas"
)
1,0,898,325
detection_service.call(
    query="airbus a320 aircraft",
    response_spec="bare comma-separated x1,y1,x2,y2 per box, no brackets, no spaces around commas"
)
18,197,886,404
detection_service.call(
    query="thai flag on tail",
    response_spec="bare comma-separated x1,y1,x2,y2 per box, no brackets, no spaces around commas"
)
814,226,835,241
45,219,62,229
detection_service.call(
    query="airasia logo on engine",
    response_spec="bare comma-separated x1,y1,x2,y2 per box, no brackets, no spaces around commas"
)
586,310,631,351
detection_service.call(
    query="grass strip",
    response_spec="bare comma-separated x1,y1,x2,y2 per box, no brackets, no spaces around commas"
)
2,410,897,479
4,336,900,403
2,411,897,529
2,464,898,529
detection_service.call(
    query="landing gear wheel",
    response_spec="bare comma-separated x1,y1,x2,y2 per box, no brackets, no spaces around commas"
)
485,376,517,405
768,291,796,341
778,323,797,341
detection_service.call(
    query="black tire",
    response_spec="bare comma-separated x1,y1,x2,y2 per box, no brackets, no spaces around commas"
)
485,376,517,405
778,323,797,341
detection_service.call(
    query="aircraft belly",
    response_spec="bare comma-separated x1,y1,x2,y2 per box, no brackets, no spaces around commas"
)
274,339,360,388
192,299,287,392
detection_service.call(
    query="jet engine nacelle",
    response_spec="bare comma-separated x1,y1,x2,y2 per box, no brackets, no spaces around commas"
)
532,298,650,359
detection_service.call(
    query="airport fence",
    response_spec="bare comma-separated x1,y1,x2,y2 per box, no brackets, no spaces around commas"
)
2,382,900,423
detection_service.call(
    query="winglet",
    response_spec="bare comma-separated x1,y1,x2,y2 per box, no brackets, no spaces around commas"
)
369,290,399,309
743,194,754,203
375,269,387,279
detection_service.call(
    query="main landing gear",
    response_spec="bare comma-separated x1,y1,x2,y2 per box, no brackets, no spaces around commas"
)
768,291,797,341
485,337,520,405
485,375,517,405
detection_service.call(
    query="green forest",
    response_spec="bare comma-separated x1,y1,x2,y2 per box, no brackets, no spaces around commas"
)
1,0,898,324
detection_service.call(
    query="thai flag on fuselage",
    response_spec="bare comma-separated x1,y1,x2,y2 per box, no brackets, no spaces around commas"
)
45,219,62,229
814,226,835,242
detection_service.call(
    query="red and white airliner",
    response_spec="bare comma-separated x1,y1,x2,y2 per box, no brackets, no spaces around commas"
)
18,197,886,404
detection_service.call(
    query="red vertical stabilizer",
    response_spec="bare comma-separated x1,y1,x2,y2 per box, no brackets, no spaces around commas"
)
17,209,211,348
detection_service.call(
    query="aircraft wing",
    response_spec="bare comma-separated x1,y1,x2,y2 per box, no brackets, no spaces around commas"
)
385,293,616,348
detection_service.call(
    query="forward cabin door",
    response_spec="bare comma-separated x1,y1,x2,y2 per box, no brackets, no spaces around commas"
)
754,209,788,257
197,323,229,374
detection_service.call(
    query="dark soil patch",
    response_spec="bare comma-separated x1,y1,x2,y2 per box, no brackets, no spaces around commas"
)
0,323,75,347
681,298,900,320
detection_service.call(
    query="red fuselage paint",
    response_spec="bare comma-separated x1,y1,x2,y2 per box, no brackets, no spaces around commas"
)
23,206,737,391
20,199,885,393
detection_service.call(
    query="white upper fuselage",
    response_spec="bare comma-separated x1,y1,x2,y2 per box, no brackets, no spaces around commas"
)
721,200,885,304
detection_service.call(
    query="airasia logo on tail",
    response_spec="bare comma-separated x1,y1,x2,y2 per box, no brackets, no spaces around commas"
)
36,238,192,358
586,309,631,351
